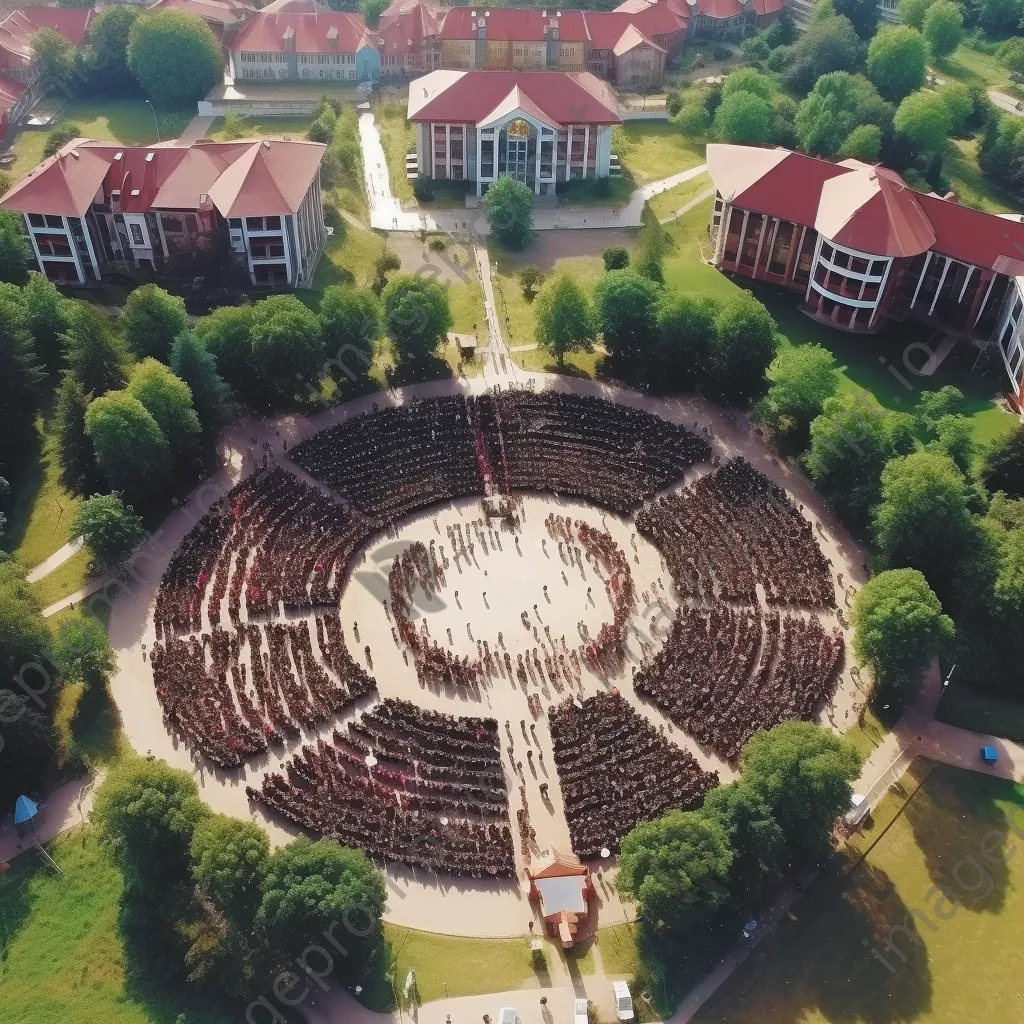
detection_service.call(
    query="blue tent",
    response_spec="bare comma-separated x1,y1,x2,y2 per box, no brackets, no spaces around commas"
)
981,746,998,764
13,795,38,825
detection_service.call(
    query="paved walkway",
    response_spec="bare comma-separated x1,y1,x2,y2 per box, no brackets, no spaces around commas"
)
988,89,1023,117
658,185,716,226
178,113,216,143
0,772,100,866
41,569,117,619
26,536,83,583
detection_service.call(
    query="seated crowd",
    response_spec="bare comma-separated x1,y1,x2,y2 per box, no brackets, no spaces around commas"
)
634,607,844,761
250,699,515,877
549,691,719,858
637,458,835,608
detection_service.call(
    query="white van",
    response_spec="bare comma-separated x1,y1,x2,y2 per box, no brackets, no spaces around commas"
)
612,981,634,1022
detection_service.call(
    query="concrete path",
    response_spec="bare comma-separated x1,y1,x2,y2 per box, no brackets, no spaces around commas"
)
474,245,519,384
658,185,716,226
41,569,117,619
988,89,1023,117
26,536,83,583
178,113,216,143
0,772,100,866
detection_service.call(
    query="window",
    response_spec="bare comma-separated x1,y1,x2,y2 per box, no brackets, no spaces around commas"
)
129,222,145,246
44,214,64,229
28,213,45,227
35,234,72,257
250,238,286,259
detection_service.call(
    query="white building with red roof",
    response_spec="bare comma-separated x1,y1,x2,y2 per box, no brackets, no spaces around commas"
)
0,136,327,288
407,69,621,197
707,143,1024,409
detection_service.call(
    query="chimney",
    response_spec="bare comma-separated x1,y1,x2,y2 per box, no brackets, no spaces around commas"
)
282,24,295,50
327,24,338,50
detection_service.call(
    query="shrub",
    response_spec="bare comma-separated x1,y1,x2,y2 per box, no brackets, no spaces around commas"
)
413,174,435,202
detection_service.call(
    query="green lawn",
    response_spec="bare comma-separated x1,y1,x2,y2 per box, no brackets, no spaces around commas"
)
695,761,1024,1024
313,218,387,291
375,98,416,206
647,172,713,222
944,139,1018,215
612,121,705,186
936,681,1024,743
206,114,313,141
934,44,1013,92
30,547,93,610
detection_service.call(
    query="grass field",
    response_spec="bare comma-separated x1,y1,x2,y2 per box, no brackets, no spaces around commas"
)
647,172,713,222
935,44,1014,92
375,99,416,206
695,761,1024,1024
29,547,93,610
612,122,705,186
206,114,313,141
936,681,1024,744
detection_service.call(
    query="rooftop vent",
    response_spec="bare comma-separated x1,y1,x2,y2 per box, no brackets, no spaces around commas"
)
130,188,140,196
145,152,154,162
114,151,123,161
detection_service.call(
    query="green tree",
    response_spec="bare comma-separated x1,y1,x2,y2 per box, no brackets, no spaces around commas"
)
43,121,83,159
51,613,116,694
248,295,325,403
704,292,778,406
979,0,1022,34
998,36,1024,78
873,450,974,598
85,391,171,502
602,246,630,271
894,90,954,153
756,343,839,443
713,91,774,144
257,837,386,970
62,303,130,397
127,358,201,460
518,265,544,299
673,90,712,135
721,67,776,102
381,274,453,366
360,0,391,27
82,5,141,94
190,814,270,927
0,692,56,808
220,111,249,141
31,28,76,93
533,274,598,366
741,721,862,863
922,0,963,58
169,331,229,436
795,73,893,158
656,291,719,391
899,0,937,27
194,304,254,400
120,283,189,361
851,568,954,705
593,269,661,375
837,124,883,161
22,272,72,373
633,213,670,284
0,212,31,285
781,10,865,95
92,756,207,889
70,492,146,569
942,82,974,135
981,422,1024,497
0,292,45,479
704,781,786,904
867,25,928,102
318,284,380,381
928,414,975,476
54,372,100,495
127,9,222,107
482,175,534,249
916,384,964,427
618,810,732,935
834,0,880,36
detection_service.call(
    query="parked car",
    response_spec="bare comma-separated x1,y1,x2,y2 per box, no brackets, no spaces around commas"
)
612,981,634,1022
573,998,589,1024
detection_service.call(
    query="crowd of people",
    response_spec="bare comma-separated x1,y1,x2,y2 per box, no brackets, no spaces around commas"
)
637,458,835,608
633,607,845,761
250,699,515,877
549,691,719,857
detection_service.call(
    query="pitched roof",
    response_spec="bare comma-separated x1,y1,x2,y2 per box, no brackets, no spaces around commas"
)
0,68,26,117
0,137,325,219
612,22,665,55
232,10,366,52
407,69,621,126
438,6,590,43
529,848,588,878
0,7,94,61
922,196,1024,277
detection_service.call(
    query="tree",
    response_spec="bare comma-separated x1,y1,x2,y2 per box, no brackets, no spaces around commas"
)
837,124,883,161
482,175,534,250
673,90,712,136
0,692,56,807
805,393,917,528
43,121,83,159
873,450,974,599
942,82,974,135
54,372,100,495
834,0,879,37
602,246,630,271
867,26,928,102
721,67,776,102
795,73,894,159
318,284,380,384
533,274,598,366
617,810,732,935
593,269,661,375
998,36,1024,78
121,283,189,361
127,358,201,460
71,492,146,569
915,383,964,427
31,28,76,93
381,274,453,366
248,295,325,403
894,90,954,153
82,5,140,94
704,292,778,406
518,265,544,299
756,343,839,443
22,272,71,373
191,814,269,927
781,11,865,95
85,391,171,503
704,782,786,904
633,213,669,284
899,0,937,27
256,837,386,970
360,0,391,27
713,91,774,144
979,0,1022,34
0,292,45,480
51,613,116,695
981,422,1024,497
656,291,719,391
741,721,862,863
852,568,954,704
127,9,223,107
169,331,229,436
0,212,31,285
220,111,249,141
922,0,963,58
92,756,207,888
194,304,254,399
929,414,975,476
62,303,130,397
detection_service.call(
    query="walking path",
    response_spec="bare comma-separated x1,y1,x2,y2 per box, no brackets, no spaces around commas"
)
177,113,216,144
26,536,82,583
658,186,716,226
41,569,117,619
0,772,101,866
988,89,1023,117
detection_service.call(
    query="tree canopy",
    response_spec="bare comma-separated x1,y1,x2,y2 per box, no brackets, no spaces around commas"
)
381,274,453,366
0,212,31,286
169,331,229,436
71,492,146,569
127,9,223,107
981,423,1024,497
126,358,201,461
190,813,270,927
833,0,880,38
756,343,839,443
780,10,865,95
867,25,928,102
121,283,189,361
194,304,254,399
54,371,100,495
533,274,598,365
795,72,894,159
50,613,116,694
656,291,720,391
713,90,774,145
922,0,963,57
894,89,954,153
482,175,534,249
248,295,325,403
594,270,661,374
62,303,130,397
318,283,380,381
899,0,937,28
0,292,45,480
82,4,140,94
704,292,778,406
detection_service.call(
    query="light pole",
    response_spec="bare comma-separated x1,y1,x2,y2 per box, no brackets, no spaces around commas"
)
145,100,161,143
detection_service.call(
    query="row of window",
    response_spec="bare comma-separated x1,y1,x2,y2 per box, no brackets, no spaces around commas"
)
28,213,65,229
819,241,888,278
239,52,357,63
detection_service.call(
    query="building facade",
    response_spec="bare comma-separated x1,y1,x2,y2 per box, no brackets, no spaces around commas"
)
408,70,621,197
0,137,327,288
706,143,1024,409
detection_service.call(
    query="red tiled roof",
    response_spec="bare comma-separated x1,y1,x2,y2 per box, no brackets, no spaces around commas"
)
919,195,1024,277
438,6,590,43
0,68,26,117
612,22,665,56
407,69,621,126
377,0,440,54
232,11,366,52
0,137,325,219
0,7,94,62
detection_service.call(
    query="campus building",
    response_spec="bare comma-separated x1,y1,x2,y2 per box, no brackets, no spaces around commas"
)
0,136,327,288
706,143,1024,408
407,69,621,196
